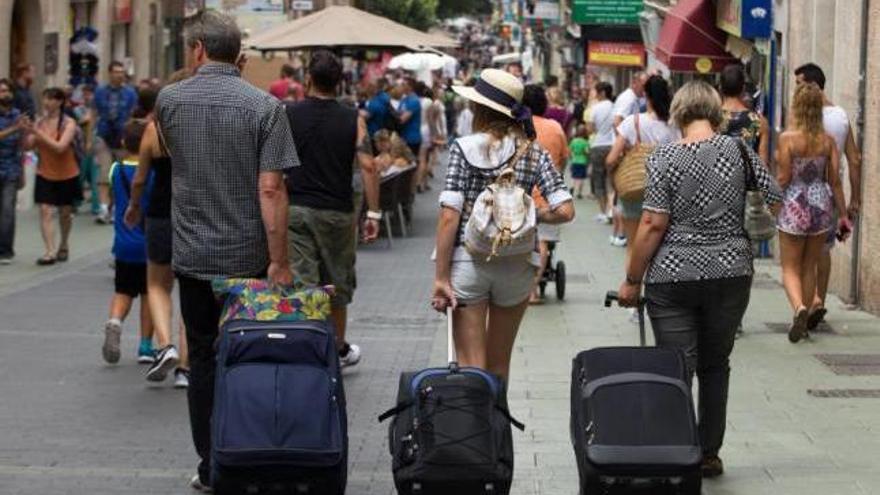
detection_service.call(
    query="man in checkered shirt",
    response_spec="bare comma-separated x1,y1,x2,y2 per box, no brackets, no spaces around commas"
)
154,10,299,492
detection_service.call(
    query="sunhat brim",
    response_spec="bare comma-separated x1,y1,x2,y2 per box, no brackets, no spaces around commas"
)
452,85,514,119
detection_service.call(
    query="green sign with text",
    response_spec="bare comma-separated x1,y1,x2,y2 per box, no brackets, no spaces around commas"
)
572,0,643,25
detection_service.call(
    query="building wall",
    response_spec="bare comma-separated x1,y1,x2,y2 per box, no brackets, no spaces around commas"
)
2,0,174,90
858,4,880,313
785,0,866,304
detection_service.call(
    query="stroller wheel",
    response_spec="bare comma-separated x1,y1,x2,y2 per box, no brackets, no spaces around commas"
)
555,261,566,301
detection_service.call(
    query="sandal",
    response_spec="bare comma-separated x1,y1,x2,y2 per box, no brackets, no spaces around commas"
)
701,455,724,478
36,256,56,266
788,307,809,343
807,307,827,331
56,248,69,263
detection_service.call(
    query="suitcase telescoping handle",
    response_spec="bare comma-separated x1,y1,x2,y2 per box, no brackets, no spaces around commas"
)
604,291,647,347
447,306,458,367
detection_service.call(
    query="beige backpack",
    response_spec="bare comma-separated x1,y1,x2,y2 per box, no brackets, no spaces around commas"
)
464,140,537,261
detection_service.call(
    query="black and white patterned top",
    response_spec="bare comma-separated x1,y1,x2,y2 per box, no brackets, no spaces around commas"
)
643,135,782,284
156,63,300,280
439,134,571,259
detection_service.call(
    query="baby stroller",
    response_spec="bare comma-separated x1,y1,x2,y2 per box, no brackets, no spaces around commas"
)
538,241,566,301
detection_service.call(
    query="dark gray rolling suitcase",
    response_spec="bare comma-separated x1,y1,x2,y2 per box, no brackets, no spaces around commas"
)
379,308,524,495
569,292,702,494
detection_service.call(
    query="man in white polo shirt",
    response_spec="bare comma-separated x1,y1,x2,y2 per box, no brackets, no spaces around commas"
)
612,71,648,128
794,63,862,330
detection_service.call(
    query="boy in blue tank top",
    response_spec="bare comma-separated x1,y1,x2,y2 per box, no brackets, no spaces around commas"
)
101,119,156,366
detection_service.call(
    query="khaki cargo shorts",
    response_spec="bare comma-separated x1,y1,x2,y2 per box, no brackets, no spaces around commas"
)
288,205,357,307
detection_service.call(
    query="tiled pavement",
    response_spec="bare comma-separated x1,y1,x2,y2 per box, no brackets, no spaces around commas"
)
0,183,442,494
2,176,880,494
426,195,880,495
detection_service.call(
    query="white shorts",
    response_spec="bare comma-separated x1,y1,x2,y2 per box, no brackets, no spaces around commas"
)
451,257,537,307
537,223,561,242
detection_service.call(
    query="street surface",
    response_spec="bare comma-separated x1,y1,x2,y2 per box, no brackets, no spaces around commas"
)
2,177,880,494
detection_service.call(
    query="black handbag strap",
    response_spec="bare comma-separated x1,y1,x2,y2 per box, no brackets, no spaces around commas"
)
735,139,759,192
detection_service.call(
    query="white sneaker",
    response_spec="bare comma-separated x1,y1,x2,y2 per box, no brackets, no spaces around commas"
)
612,236,628,247
0,257,12,265
190,474,212,493
608,235,618,245
174,368,190,389
339,343,362,368
146,345,180,382
102,320,122,364
594,213,608,223
628,308,640,324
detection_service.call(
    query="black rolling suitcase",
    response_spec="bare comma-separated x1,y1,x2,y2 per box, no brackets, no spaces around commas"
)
569,292,702,494
379,308,525,495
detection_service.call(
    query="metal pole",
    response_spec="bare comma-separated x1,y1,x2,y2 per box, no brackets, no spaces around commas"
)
850,0,870,305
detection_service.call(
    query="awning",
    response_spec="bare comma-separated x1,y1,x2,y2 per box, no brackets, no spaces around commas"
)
247,6,458,52
653,0,738,73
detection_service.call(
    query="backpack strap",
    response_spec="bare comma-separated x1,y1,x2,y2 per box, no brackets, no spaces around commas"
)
495,138,533,185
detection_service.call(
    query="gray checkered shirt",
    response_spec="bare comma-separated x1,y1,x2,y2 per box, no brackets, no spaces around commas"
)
156,63,300,280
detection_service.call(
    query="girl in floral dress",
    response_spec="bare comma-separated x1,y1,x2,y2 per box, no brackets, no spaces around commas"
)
776,83,850,343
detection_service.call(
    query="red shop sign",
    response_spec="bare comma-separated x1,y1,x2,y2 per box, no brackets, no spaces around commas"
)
114,0,133,24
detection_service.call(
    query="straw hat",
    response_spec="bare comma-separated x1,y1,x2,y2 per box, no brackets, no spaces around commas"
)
452,69,524,118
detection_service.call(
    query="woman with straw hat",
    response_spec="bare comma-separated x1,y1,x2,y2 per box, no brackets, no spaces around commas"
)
431,69,575,382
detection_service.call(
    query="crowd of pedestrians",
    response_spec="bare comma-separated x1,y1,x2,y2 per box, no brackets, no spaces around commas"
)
0,6,868,491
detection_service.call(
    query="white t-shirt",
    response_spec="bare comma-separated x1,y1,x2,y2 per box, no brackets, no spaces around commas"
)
591,100,615,147
823,106,850,155
617,113,680,147
612,88,640,120
456,108,473,137
823,105,851,178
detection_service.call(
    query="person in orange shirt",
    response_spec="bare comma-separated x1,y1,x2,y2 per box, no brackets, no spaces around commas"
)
523,84,569,304
23,88,81,265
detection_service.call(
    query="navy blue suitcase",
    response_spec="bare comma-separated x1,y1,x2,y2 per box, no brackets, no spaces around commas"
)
211,319,347,495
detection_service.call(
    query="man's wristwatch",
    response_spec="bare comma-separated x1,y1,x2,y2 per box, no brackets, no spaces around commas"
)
366,210,382,221
625,274,642,285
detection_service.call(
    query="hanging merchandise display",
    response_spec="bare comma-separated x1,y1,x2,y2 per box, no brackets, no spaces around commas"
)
69,27,100,87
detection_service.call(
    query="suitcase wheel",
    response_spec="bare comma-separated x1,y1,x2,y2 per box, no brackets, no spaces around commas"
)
678,473,702,495
580,476,606,495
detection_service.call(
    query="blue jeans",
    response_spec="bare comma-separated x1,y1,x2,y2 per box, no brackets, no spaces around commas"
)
0,177,17,258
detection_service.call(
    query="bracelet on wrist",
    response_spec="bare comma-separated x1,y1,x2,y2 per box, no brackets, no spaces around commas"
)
625,275,642,285
366,210,382,221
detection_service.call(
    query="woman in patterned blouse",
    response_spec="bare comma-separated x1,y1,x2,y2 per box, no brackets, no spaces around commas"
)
617,81,783,478
719,65,770,165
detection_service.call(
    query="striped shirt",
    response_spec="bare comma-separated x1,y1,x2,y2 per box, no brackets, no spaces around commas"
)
156,63,300,280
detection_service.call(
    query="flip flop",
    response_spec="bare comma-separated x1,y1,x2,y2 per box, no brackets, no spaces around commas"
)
36,256,56,266
788,308,809,343
56,248,69,263
807,307,827,331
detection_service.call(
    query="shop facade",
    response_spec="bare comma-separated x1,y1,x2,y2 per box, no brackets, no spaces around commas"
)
1,0,183,90
572,0,647,95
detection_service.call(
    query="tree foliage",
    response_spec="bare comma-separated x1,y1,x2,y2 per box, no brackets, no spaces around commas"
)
357,0,439,31
436,0,492,19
